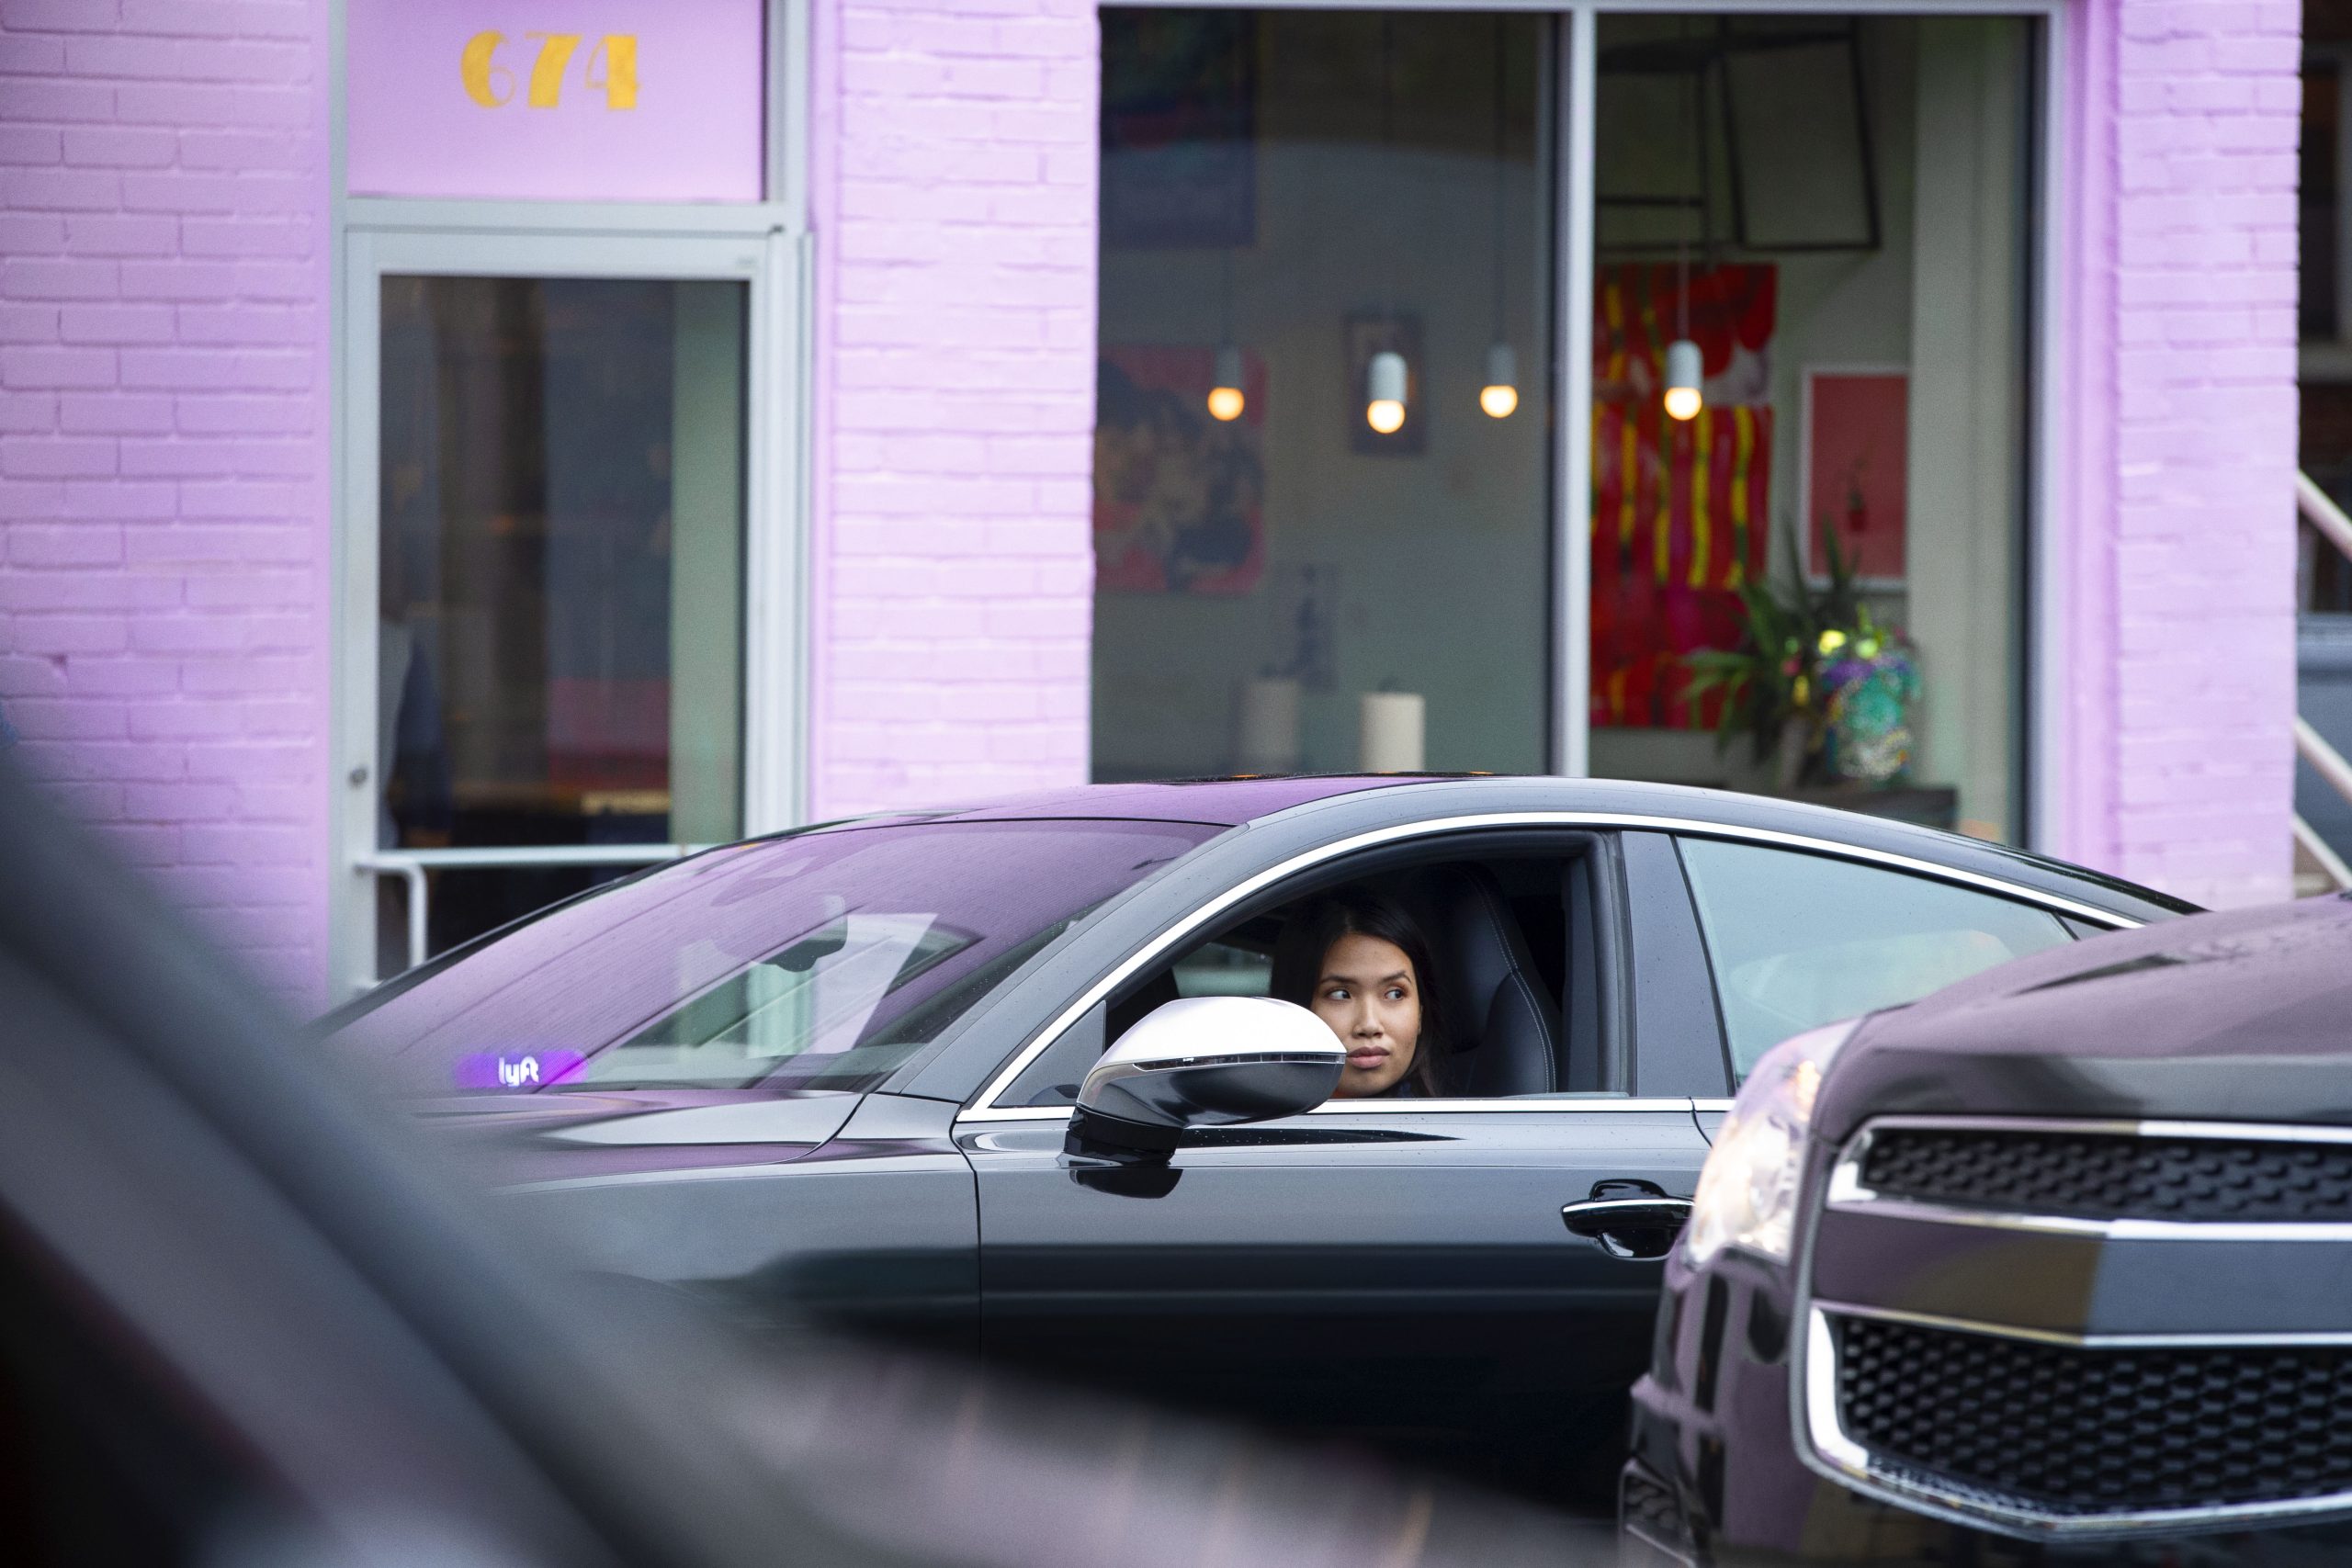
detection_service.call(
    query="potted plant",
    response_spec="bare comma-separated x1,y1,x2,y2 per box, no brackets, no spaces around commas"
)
1683,525,1919,791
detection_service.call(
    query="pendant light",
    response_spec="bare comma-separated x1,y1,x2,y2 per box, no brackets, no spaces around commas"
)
1662,340,1702,423
1207,252,1245,422
1662,42,1702,423
1207,345,1246,423
1478,18,1519,420
1364,17,1410,437
1480,344,1519,420
1366,350,1408,434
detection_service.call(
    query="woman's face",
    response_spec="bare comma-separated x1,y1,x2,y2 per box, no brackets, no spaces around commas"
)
1309,932,1422,1099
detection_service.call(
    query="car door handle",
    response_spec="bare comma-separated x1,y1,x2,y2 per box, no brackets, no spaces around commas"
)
1561,1196,1693,1232
1561,1192,1692,1261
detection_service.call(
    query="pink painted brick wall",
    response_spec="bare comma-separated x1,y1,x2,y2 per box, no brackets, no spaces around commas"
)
2058,0,2301,908
0,0,331,1004
0,0,2310,1001
807,0,1097,817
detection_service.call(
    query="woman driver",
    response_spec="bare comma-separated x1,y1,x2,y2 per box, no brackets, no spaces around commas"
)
1270,894,1448,1099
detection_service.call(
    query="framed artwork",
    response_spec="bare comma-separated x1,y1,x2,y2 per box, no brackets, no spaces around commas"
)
1589,263,1778,731
1093,345,1266,595
1343,311,1426,456
1801,367,1908,585
1100,12,1256,249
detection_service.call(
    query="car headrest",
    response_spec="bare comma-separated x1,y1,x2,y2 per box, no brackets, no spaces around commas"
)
1397,863,1562,1095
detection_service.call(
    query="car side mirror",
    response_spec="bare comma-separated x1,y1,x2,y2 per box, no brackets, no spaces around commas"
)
1067,996,1343,1165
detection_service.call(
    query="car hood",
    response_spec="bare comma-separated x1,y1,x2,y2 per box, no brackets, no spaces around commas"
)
404,1089,864,1186
1816,895,2352,1139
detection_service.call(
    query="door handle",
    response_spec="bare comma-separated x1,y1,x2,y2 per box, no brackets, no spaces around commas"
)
1562,1181,1692,1261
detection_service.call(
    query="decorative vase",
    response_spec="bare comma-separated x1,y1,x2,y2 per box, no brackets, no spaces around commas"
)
1821,649,1920,784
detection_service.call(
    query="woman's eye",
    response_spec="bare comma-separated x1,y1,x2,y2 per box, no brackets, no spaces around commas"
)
1385,987,1408,1001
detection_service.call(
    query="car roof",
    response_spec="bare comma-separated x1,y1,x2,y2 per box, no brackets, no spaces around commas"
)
876,775,2195,918
869,773,1439,826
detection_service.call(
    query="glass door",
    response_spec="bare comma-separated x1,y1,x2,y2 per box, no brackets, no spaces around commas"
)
337,231,797,992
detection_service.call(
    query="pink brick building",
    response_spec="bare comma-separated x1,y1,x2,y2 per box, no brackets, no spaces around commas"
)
0,0,2303,1007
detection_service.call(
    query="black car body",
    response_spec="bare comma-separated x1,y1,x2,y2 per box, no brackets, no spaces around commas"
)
1626,893,2352,1562
0,748,1630,1568
326,773,2188,1504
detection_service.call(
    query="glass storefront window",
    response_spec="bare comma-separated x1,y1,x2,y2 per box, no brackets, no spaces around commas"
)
1093,10,1557,780
377,276,749,958
1589,15,2035,843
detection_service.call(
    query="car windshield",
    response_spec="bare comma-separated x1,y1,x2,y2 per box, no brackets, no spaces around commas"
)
333,818,1221,1097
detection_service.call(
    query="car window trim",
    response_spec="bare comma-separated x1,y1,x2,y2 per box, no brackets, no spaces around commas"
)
967,1098,1705,1123
961,810,2148,1121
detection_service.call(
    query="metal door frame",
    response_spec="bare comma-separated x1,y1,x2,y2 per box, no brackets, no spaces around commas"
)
331,224,804,995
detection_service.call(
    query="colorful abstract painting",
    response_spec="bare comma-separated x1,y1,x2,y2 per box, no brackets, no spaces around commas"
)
1094,345,1267,596
1590,264,1778,729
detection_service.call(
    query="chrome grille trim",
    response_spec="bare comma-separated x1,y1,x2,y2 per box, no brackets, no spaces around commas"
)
1802,1308,2352,1536
1798,1114,2352,1537
1826,1115,2352,1240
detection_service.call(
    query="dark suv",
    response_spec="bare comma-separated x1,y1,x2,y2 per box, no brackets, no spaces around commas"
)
1624,893,2352,1562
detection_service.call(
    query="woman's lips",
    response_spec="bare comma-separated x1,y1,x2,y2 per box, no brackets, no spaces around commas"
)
1345,1047,1388,1069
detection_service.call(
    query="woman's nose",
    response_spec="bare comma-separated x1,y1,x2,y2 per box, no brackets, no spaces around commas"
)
1351,1006,1382,1036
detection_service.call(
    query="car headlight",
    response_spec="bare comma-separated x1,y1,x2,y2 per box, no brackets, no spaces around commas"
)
1682,1020,1860,1269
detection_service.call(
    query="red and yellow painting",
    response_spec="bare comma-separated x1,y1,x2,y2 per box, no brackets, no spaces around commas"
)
1590,264,1777,729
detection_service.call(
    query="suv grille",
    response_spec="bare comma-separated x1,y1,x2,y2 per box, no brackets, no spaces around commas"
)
1857,1127,2352,1223
1835,1315,2352,1515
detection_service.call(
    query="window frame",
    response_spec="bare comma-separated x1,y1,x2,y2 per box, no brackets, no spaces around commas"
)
1091,0,2069,858
991,829,1627,1111
957,808,2138,1123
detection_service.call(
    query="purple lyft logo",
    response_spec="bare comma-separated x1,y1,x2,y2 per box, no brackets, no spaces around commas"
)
453,1049,587,1091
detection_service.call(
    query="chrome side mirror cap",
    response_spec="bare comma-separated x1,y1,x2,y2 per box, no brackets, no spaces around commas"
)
1068,996,1343,1162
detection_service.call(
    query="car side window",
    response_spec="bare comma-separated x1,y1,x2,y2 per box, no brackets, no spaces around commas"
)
998,850,1603,1110
1676,837,2075,1079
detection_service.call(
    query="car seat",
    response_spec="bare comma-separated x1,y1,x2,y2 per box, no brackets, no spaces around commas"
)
1397,864,1564,1096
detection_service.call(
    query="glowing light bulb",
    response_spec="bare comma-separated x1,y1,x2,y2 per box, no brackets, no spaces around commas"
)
1479,343,1518,419
1663,337,1702,423
1206,343,1246,422
1364,349,1408,435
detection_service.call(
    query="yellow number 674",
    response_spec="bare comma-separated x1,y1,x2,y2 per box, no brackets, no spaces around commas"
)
462,32,638,110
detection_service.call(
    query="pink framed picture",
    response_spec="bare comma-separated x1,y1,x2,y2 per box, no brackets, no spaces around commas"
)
1801,367,1908,584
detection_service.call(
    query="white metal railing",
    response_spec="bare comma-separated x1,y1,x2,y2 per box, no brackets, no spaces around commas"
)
357,842,709,981
2296,473,2352,893
2300,471,2352,566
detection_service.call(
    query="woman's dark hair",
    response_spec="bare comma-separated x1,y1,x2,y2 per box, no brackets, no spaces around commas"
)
1269,891,1448,1097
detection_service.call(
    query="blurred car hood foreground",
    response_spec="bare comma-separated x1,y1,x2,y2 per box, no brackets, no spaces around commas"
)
1815,893,2352,1141
0,757,1612,1568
